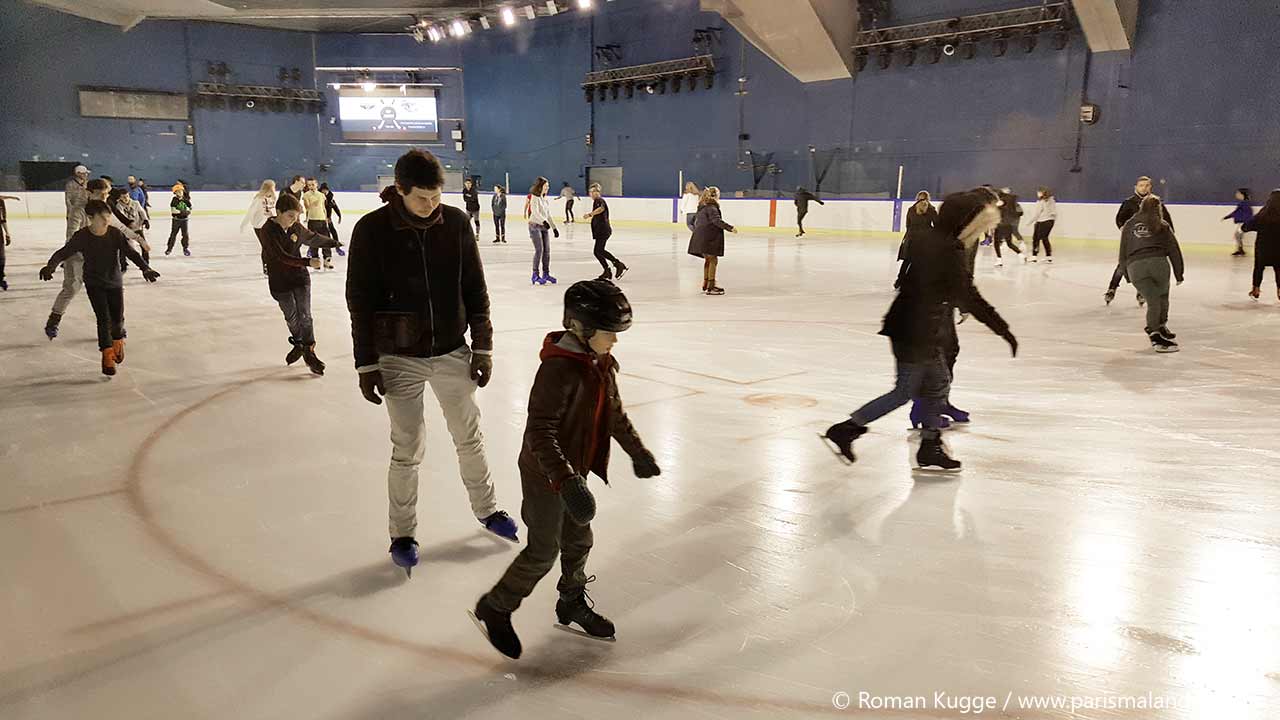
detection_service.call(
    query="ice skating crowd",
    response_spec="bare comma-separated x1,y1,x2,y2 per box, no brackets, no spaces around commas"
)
8,149,1280,659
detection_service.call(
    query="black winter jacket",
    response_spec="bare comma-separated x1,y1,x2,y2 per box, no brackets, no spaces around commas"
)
1120,217,1185,282
883,227,1009,362
1116,194,1174,230
462,186,480,212
346,198,493,369
1244,213,1280,267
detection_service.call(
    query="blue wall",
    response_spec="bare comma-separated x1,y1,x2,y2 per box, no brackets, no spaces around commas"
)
0,0,319,190
2,0,1278,201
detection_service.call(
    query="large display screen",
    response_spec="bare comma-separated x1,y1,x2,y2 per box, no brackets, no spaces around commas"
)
338,88,439,142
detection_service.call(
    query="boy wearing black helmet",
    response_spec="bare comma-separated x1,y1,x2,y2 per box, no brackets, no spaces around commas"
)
471,279,661,659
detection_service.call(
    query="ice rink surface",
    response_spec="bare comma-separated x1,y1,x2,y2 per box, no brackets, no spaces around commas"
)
2,212,1278,719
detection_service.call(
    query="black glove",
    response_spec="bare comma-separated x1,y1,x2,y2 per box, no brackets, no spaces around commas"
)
359,370,386,405
39,266,54,281
470,353,493,388
1000,329,1018,357
142,269,160,283
553,228,560,239
560,475,597,525
143,220,151,230
632,450,661,479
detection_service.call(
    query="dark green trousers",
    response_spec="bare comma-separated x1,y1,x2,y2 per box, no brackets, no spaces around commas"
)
484,481,593,613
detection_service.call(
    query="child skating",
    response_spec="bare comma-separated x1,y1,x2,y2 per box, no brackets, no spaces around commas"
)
39,200,160,376
582,183,627,280
471,280,661,659
491,185,507,243
166,184,192,256
257,193,341,373
1223,188,1254,257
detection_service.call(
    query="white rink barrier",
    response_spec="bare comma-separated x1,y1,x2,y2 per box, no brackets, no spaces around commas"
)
3,191,1253,246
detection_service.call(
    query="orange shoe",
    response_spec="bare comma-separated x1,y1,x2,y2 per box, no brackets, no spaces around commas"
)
101,347,117,376
112,338,125,364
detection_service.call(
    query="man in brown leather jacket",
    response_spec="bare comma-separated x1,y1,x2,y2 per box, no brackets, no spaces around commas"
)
471,280,661,659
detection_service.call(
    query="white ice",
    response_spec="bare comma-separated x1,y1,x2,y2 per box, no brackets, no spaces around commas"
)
2,213,1278,719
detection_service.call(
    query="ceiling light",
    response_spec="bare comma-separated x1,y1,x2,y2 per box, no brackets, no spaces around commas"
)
545,1,558,15
330,83,341,89
523,6,536,21
427,26,442,42
362,81,376,92
479,16,490,29
577,0,592,8
501,7,516,26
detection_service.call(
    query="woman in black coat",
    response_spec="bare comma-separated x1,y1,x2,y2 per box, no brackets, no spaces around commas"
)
1245,190,1280,300
687,186,736,295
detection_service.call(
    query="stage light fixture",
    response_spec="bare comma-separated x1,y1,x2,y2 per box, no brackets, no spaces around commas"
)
1051,29,1068,50
545,1,558,15
644,83,655,95
960,41,976,59
1021,30,1037,53
427,26,442,42
992,34,1008,57
479,16,490,30
854,49,867,72
523,6,536,21
577,0,592,8
877,48,892,70
901,45,916,66
942,43,955,56
501,7,516,26
362,81,376,92
927,43,943,64
450,20,469,36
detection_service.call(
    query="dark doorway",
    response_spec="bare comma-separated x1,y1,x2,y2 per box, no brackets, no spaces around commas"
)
20,161,79,191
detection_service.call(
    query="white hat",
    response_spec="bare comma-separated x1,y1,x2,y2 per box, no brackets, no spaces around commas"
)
74,165,89,175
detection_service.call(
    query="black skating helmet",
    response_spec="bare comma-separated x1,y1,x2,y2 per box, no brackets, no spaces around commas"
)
563,279,633,334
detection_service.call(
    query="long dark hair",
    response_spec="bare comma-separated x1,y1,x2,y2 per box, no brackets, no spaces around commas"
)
530,177,549,196
1256,189,1280,221
1135,194,1167,230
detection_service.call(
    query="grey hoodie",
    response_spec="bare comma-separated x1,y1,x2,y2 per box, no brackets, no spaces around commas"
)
1120,216,1184,282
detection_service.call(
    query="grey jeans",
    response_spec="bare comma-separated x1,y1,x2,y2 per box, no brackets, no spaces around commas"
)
51,253,84,315
380,350,498,538
1127,256,1171,333
270,285,314,346
529,223,550,274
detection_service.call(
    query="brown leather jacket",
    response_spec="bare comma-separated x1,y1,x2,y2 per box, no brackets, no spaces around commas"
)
519,332,647,493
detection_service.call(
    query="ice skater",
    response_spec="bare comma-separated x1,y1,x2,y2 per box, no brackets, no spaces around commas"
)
39,199,160,375
302,179,334,270
1025,187,1056,262
319,183,344,256
526,177,560,285
471,279,660,659
462,178,482,239
257,192,340,374
822,188,1017,472
794,186,824,237
688,186,736,295
166,183,192,256
1244,190,1280,301
1119,195,1184,352
992,188,1023,266
560,181,576,223
1223,188,1254,257
108,187,150,272
897,191,936,285
681,181,701,232
491,185,508,243
1108,176,1173,306
0,194,18,291
346,149,518,577
45,165,92,339
583,183,626,280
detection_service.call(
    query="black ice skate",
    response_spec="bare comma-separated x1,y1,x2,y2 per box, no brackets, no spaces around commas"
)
555,579,616,642
469,596,523,659
819,419,867,465
302,344,325,375
914,435,962,473
389,536,419,577
1150,333,1180,353
285,337,304,365
1104,289,1116,305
